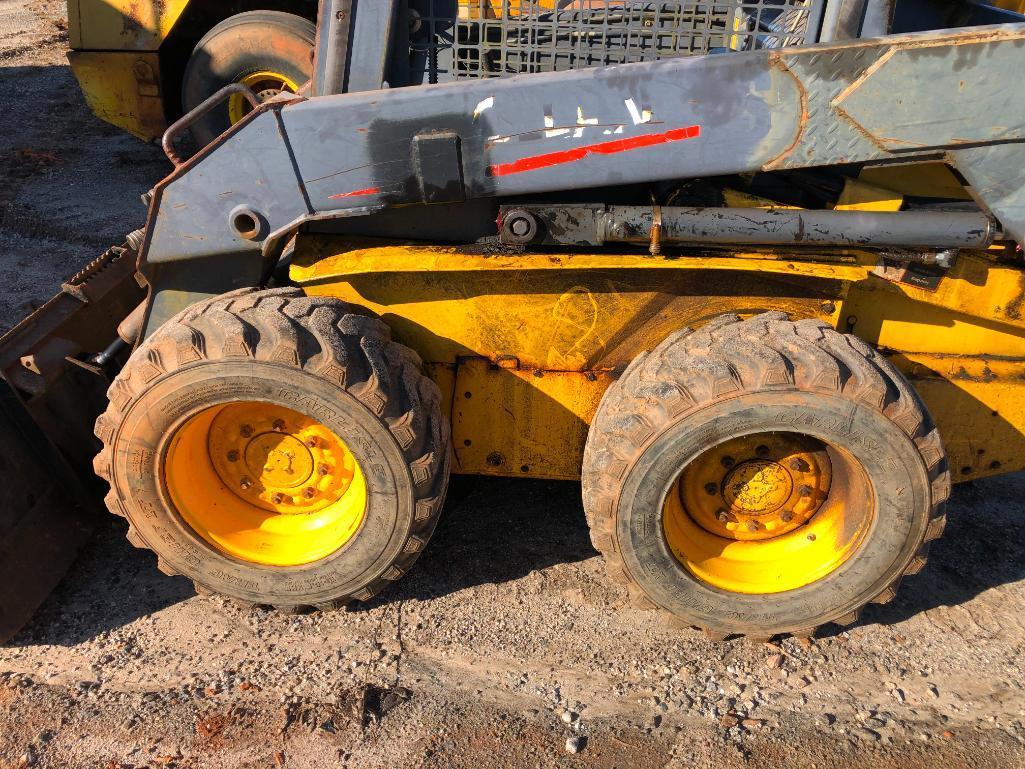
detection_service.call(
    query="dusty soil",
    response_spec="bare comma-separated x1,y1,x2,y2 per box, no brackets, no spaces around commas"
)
1,2,1025,768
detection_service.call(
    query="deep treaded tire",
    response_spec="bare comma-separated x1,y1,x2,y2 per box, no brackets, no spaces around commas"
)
93,287,450,611
581,312,949,638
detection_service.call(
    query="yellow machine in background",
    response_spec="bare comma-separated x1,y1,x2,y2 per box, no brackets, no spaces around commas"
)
66,0,317,141
65,0,571,142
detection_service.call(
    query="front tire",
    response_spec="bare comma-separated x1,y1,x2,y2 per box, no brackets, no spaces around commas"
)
582,312,949,638
94,288,450,610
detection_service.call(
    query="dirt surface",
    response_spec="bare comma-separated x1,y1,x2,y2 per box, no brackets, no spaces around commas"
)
2,2,1025,768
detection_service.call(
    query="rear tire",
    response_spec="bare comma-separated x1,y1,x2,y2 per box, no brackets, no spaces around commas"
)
182,11,315,147
582,312,949,638
94,288,450,611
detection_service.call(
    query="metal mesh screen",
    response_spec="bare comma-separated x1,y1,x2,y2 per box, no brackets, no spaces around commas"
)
409,0,823,83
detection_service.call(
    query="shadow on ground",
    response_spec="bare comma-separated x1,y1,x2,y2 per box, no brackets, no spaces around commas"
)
8,471,1025,647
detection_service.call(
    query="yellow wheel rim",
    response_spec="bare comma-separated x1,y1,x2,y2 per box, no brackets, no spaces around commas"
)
227,70,301,125
164,402,367,567
663,433,874,594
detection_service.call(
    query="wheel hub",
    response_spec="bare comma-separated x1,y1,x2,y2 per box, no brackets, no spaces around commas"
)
208,404,356,515
227,71,300,124
681,434,832,541
165,402,367,567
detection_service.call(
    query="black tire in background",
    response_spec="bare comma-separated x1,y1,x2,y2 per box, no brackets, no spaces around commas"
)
181,11,315,147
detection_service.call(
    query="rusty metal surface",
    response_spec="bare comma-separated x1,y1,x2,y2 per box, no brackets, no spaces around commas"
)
0,378,94,644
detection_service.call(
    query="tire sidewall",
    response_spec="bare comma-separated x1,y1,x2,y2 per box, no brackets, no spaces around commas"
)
615,390,931,634
182,13,315,145
111,360,415,605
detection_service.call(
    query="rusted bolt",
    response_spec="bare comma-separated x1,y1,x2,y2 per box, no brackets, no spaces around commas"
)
781,511,794,523
716,510,729,523
227,450,240,462
807,533,817,542
305,437,318,448
746,520,760,532
721,456,735,468
240,424,253,438
799,485,813,497
756,445,770,458
821,300,836,315
302,487,316,500
704,482,718,495
486,452,504,467
239,477,253,490
788,458,803,471
272,493,286,505
273,419,286,432
318,465,330,476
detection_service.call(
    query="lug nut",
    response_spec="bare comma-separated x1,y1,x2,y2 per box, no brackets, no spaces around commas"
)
716,509,729,523
317,465,330,477
704,482,718,495
302,487,316,499
721,456,735,468
781,511,794,523
746,520,760,532
240,424,253,438
305,437,318,448
226,450,240,462
272,419,286,432
789,459,803,471
756,445,770,458
239,477,252,490
799,485,813,497
272,493,286,505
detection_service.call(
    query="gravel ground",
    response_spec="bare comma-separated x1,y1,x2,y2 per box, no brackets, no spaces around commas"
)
2,2,1025,767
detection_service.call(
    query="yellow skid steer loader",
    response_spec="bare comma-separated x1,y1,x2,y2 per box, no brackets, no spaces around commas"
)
3,0,1025,642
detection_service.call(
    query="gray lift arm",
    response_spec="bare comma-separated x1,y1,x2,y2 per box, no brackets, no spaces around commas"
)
139,21,1025,334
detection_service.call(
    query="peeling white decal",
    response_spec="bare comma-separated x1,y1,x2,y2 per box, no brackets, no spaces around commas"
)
624,98,653,125
473,96,494,121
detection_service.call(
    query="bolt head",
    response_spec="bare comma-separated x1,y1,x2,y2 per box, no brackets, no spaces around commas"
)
240,425,253,438
227,450,240,462
704,482,718,495
746,520,760,532
317,465,330,477
272,419,286,432
807,533,817,542
756,445,770,458
272,493,286,505
302,487,316,500
788,458,802,471
799,485,813,497
239,477,252,490
305,437,318,448
721,456,735,469
716,509,729,523
781,511,794,523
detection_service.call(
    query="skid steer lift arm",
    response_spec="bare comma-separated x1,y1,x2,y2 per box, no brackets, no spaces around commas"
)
138,22,1025,336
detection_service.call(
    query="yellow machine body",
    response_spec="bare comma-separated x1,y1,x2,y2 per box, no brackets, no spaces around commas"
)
291,216,1025,486
66,0,190,140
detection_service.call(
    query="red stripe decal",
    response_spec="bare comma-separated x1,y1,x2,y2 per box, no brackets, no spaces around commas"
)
488,124,701,178
328,186,381,200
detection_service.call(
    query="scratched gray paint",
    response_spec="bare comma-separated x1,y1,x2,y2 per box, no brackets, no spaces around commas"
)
138,22,1025,336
